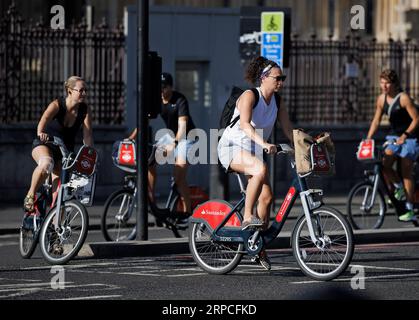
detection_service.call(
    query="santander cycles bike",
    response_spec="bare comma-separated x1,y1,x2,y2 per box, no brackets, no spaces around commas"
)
347,139,419,229
101,140,208,241
189,144,354,281
19,136,98,264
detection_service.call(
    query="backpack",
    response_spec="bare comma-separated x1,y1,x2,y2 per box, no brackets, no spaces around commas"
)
219,87,280,129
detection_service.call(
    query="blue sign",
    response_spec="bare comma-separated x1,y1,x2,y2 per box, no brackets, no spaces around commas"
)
261,33,283,67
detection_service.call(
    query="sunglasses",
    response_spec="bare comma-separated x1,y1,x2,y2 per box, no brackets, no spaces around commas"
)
72,88,87,94
267,75,287,82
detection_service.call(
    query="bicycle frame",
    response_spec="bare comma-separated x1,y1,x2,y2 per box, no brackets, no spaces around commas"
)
191,166,325,254
361,161,408,216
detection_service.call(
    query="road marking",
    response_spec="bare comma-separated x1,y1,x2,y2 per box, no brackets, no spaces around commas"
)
56,295,122,300
291,272,419,284
0,242,19,247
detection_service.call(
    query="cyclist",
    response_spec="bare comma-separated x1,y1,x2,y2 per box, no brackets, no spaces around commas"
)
127,72,197,220
366,69,419,222
217,56,294,269
23,76,94,213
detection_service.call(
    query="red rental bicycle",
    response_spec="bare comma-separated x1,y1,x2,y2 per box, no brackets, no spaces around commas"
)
189,144,354,281
19,136,98,264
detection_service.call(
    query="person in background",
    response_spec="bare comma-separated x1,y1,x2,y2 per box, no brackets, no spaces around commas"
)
366,69,419,222
128,72,197,222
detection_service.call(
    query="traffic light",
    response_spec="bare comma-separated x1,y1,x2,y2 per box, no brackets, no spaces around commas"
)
146,51,162,119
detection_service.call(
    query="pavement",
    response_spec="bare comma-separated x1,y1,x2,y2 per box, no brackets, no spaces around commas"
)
2,194,419,260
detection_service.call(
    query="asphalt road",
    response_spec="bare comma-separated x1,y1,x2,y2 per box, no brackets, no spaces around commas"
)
1,229,419,301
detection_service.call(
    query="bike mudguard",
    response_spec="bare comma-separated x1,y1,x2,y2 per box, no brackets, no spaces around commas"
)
191,200,241,230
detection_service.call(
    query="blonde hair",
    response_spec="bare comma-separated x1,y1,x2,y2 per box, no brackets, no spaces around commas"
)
64,76,84,95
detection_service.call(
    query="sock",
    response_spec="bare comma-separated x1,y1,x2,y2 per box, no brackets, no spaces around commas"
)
393,182,403,189
406,202,413,211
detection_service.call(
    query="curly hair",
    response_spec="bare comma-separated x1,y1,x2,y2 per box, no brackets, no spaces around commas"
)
380,69,401,91
245,56,280,86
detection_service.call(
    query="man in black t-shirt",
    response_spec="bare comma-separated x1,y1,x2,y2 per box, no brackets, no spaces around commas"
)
128,72,196,219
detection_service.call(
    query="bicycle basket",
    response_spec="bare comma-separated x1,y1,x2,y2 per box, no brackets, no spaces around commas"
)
69,172,97,206
293,129,335,177
112,140,137,172
356,139,381,163
72,145,98,177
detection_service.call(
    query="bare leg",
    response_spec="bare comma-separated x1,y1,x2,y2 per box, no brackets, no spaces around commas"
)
27,145,54,197
401,157,415,203
256,174,273,229
382,150,399,186
148,164,156,203
229,150,267,223
174,161,191,213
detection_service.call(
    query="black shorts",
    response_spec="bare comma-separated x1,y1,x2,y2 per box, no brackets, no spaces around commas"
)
32,138,62,164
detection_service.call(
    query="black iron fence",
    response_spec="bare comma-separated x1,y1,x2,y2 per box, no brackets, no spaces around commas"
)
1,5,419,125
0,4,125,125
284,33,419,124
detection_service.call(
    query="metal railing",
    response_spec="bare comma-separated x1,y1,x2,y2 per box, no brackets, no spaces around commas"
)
1,5,419,125
0,4,125,125
283,33,419,124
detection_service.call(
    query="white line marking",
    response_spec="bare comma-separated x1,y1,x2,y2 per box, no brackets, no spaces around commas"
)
56,295,122,300
291,272,419,284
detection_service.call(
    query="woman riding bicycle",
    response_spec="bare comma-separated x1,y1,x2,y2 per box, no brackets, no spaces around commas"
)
366,69,419,222
23,76,94,212
217,56,293,269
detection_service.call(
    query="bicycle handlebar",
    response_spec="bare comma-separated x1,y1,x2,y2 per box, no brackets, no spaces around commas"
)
263,144,294,155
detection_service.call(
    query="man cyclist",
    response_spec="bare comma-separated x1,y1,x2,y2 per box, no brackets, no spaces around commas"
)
128,72,196,221
366,69,419,222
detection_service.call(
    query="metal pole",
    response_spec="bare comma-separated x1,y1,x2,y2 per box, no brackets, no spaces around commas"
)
136,0,149,240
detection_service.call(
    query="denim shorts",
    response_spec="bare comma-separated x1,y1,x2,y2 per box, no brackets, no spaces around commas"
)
155,133,196,163
385,135,419,161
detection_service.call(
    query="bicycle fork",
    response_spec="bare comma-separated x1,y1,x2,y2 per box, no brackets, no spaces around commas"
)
361,172,381,211
299,189,328,249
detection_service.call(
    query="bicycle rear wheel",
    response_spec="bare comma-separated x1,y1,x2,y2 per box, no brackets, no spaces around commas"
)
347,181,385,230
101,189,137,241
39,200,89,265
292,206,354,281
189,222,243,275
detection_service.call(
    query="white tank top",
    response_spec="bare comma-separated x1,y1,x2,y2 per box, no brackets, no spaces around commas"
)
219,87,278,154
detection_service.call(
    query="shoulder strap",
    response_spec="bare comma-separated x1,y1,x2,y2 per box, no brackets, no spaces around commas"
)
387,92,403,117
228,88,259,128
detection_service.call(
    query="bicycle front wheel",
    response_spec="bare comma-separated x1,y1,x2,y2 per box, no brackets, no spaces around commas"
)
292,207,354,281
189,222,243,275
19,226,39,259
347,182,386,230
39,200,89,265
101,189,137,241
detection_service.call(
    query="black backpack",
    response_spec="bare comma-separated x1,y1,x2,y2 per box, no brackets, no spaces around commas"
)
219,87,280,129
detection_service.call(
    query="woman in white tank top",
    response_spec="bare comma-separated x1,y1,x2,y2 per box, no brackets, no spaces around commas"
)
218,56,294,269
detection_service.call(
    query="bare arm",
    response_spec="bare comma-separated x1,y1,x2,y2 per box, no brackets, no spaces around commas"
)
237,90,267,148
37,100,60,141
128,128,138,140
397,93,419,143
176,116,188,142
276,97,294,143
83,106,94,147
366,95,385,139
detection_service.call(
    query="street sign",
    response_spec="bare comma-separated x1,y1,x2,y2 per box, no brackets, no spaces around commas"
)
261,11,285,68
